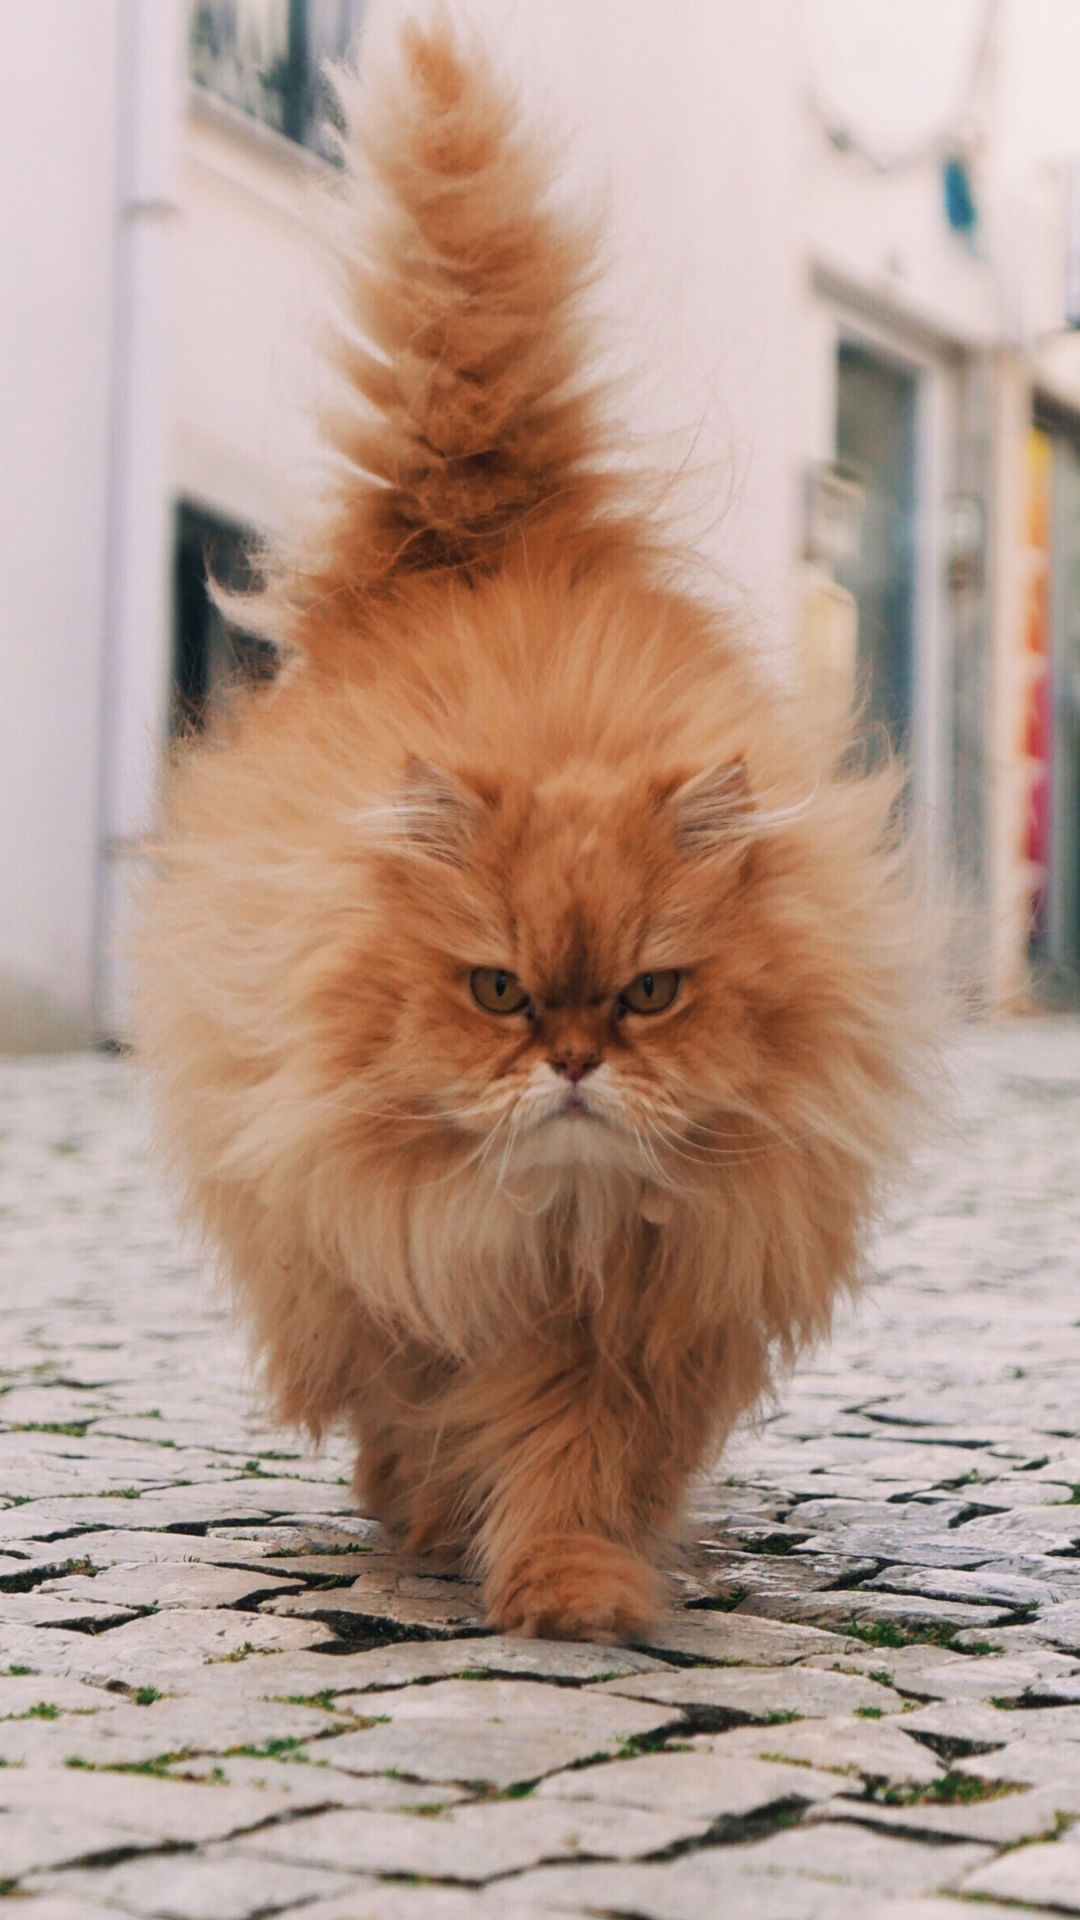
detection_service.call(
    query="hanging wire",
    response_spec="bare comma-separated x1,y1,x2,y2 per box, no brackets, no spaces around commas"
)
806,0,998,175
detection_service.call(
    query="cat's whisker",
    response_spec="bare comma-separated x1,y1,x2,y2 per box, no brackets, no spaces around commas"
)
376,1110,517,1194
315,1091,498,1127
634,1121,713,1194
466,1107,520,1181
453,1104,523,1201
245,1082,495,1129
494,1104,527,1192
647,1111,825,1166
650,1124,766,1164
628,1120,674,1190
693,1098,833,1155
496,1153,560,1218
649,1116,773,1165
481,1107,568,1217
652,1095,812,1152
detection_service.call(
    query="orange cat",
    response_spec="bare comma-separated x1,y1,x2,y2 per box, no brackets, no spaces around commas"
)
134,22,925,1640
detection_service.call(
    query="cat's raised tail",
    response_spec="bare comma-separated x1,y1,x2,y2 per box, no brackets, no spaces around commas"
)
261,14,635,660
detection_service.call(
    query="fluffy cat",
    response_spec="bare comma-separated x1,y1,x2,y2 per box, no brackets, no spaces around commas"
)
134,20,924,1641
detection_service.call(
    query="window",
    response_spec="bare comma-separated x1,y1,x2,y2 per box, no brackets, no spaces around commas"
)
189,0,365,159
173,503,276,733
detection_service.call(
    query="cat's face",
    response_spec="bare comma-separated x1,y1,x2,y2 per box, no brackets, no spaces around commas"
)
332,757,776,1188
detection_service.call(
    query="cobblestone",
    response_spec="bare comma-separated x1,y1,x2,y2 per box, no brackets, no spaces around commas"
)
690,1710,947,1785
2,1018,1080,1912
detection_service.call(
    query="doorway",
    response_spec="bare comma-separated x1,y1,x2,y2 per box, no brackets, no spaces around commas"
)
1049,432,1080,986
1032,420,1080,994
835,339,919,761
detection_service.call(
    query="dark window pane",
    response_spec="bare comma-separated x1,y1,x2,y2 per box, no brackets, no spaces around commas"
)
301,0,363,155
173,503,275,733
189,1,292,135
189,0,364,155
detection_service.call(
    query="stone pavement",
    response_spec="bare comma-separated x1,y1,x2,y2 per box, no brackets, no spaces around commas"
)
1,1020,1080,1917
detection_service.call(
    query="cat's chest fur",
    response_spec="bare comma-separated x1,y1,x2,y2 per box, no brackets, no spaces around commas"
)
360,1161,679,1358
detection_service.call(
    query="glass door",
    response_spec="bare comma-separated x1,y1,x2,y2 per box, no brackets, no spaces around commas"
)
835,340,919,760
1048,432,1080,987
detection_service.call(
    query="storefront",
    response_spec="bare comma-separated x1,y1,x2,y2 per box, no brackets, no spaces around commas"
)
1019,412,1080,998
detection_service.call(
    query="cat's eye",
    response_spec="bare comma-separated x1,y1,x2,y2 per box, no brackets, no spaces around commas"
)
470,967,532,1015
619,970,681,1015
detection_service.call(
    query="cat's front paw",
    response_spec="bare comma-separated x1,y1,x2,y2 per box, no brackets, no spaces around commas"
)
485,1532,661,1644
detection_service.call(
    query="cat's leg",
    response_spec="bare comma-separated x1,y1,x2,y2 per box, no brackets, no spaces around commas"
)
347,1341,473,1570
490,1530,660,1643
351,1414,472,1569
476,1347,682,1639
447,1318,749,1642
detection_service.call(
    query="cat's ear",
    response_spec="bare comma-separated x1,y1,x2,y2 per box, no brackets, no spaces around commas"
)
669,759,753,857
374,758,486,866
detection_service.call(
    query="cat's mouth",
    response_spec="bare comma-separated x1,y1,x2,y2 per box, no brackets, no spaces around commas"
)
527,1086,610,1134
555,1087,604,1120
506,1079,626,1172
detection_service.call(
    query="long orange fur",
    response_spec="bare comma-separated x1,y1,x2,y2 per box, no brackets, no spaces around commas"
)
134,21,926,1641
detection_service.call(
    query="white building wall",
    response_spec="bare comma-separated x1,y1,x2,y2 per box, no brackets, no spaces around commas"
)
95,0,186,1043
998,0,1080,396
173,102,328,536
0,0,122,1048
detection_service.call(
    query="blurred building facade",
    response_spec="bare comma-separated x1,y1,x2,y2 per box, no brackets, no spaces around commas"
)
4,0,1080,1049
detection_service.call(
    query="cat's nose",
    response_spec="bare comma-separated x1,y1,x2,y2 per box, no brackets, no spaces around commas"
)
549,1044,600,1083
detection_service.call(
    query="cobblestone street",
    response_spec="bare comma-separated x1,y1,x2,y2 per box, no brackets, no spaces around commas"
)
1,1020,1079,1917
